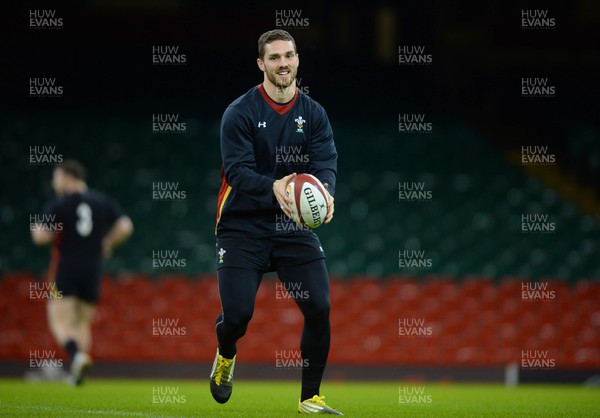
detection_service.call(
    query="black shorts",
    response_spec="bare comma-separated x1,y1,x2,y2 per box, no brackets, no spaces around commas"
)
215,233,325,272
55,266,101,304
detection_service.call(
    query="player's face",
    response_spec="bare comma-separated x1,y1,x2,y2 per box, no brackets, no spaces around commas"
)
260,40,299,88
52,168,67,196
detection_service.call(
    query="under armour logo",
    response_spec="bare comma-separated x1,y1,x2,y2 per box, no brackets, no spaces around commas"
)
258,121,266,128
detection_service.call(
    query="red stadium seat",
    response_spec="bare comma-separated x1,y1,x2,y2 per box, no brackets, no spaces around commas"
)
2,273,599,368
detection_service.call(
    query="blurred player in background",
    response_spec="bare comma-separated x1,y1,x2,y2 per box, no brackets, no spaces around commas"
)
210,30,342,415
31,159,133,385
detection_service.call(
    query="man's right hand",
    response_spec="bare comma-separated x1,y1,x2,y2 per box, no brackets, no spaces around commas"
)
273,173,297,218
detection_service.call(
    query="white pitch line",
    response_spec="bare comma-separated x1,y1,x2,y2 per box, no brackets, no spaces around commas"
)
3,404,193,418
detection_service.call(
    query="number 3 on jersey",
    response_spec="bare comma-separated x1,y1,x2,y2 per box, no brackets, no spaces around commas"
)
76,202,93,237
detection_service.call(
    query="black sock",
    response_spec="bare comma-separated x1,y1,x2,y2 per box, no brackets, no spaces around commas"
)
298,300,330,402
301,373,323,401
217,344,237,360
64,340,78,362
216,312,243,359
299,318,329,401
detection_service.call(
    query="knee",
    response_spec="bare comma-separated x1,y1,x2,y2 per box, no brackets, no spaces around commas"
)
223,308,253,330
303,299,330,323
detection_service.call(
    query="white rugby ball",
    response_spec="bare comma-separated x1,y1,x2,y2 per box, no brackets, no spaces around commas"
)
286,174,329,229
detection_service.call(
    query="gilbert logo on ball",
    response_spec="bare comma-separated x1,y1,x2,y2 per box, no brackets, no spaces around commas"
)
286,174,328,229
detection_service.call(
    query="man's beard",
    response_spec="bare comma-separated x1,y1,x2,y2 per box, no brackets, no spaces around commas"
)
267,67,297,89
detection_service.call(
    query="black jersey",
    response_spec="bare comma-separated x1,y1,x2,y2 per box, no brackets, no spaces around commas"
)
42,190,123,281
216,84,337,237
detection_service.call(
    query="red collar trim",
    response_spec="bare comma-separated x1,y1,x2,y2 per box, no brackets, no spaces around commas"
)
258,84,298,115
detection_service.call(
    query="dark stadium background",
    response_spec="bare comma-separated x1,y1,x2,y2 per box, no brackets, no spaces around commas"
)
1,1,599,383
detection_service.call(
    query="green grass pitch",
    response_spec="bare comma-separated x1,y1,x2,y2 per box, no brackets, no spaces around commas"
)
0,379,598,417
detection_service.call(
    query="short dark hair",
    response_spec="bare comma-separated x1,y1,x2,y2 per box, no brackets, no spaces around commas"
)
58,159,86,181
258,29,297,60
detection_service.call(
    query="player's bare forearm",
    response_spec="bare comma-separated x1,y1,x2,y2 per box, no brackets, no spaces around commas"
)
102,216,133,258
31,226,53,246
323,183,335,224
273,173,296,218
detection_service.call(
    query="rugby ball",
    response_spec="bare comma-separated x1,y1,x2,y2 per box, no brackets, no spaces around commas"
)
286,174,329,229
